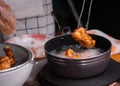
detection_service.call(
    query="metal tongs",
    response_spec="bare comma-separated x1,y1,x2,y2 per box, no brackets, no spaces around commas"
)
51,0,93,34
67,0,93,29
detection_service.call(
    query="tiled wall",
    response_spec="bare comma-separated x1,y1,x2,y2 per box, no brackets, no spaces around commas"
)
2,0,55,41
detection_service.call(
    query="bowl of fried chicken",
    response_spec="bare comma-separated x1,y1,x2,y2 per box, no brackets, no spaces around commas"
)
0,1,34,86
0,43,34,86
45,27,112,78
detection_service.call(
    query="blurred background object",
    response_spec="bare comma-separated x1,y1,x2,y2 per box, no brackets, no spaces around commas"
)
2,0,55,41
52,0,120,39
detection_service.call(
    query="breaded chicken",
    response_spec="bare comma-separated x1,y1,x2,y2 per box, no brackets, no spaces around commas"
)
4,46,16,66
64,48,80,59
0,46,16,70
72,27,96,48
0,56,11,70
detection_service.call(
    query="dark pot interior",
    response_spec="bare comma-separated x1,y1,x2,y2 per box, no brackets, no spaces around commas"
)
45,34,112,78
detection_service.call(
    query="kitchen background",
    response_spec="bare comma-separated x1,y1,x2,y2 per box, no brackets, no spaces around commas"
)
53,0,120,39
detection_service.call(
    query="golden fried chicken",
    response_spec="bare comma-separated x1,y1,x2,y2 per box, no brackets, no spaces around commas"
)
72,27,96,48
0,46,16,70
4,46,16,66
0,56,11,70
64,48,80,59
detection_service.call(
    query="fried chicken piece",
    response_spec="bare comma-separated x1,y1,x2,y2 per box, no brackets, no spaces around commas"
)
0,46,16,70
4,46,16,66
64,48,80,59
0,56,11,70
72,27,96,48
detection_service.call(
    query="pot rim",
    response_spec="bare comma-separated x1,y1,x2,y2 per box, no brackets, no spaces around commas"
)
45,34,112,61
0,43,34,73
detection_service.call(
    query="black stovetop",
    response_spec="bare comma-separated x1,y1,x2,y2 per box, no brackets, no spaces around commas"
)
38,59,120,86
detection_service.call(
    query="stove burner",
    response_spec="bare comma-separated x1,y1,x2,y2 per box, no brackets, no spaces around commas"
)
38,59,120,86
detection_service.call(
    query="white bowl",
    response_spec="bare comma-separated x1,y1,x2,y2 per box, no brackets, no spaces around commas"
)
5,34,51,81
0,43,34,86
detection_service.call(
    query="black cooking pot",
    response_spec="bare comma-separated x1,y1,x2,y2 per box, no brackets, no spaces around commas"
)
44,34,112,78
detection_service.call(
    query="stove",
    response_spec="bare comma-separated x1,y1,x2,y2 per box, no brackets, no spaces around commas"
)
38,59,120,86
